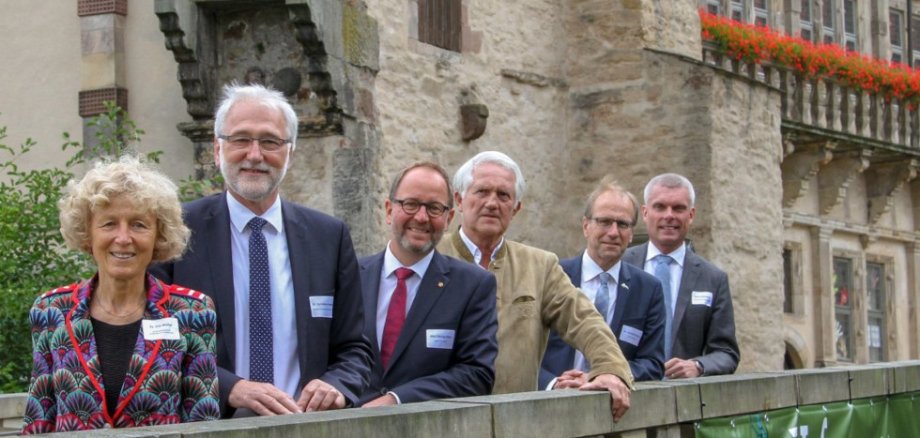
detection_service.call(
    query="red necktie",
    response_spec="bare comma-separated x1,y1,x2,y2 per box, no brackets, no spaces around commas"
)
381,267,414,368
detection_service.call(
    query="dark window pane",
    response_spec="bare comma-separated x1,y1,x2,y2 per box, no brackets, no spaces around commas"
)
755,0,768,9
891,10,903,46
846,40,856,51
844,0,855,33
732,9,743,21
418,0,461,52
801,0,811,21
756,16,768,26
824,34,835,44
802,28,813,41
834,257,853,361
824,0,835,28
783,249,793,313
893,53,902,63
911,16,920,49
708,4,720,14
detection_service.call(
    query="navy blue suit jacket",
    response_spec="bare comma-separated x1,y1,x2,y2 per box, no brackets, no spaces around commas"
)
539,253,665,386
358,250,498,404
150,193,373,416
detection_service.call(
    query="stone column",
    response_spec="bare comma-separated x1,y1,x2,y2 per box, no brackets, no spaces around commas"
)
811,226,836,367
78,0,128,148
908,242,920,358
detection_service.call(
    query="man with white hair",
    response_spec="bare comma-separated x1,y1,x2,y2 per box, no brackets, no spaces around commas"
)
622,173,739,378
437,151,634,422
152,83,372,417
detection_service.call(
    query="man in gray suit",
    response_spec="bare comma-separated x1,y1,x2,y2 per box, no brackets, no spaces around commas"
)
622,173,739,378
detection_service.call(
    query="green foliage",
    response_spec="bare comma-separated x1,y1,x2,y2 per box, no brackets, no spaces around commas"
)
0,127,94,393
0,102,214,392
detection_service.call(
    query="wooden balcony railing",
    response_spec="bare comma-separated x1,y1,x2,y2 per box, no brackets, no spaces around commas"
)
702,41,920,149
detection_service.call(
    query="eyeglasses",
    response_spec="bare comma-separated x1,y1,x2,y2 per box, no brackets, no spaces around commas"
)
218,134,291,152
392,199,450,217
589,217,633,230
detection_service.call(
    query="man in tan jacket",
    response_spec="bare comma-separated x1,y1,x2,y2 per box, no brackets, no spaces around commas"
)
437,151,634,422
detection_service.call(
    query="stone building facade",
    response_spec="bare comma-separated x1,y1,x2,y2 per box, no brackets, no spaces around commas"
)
2,0,918,376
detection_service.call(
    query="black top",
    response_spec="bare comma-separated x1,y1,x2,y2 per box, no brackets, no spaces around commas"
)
90,317,142,418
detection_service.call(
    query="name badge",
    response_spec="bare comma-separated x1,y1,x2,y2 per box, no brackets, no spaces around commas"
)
691,291,713,307
310,296,334,318
426,329,455,349
619,325,643,347
142,318,180,340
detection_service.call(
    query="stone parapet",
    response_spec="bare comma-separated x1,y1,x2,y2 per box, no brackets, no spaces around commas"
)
3,361,919,437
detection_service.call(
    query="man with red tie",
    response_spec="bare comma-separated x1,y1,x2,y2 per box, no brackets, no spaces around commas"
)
357,162,498,406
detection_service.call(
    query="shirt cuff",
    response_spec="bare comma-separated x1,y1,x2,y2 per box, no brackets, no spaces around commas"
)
545,377,558,391
387,391,402,405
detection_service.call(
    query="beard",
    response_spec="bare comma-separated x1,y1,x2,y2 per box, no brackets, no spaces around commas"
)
219,145,289,202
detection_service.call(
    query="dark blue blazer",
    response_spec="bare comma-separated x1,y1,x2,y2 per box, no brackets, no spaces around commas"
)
539,253,666,385
358,250,498,404
150,193,373,416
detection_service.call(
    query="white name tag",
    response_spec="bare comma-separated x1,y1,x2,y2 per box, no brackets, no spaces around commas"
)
619,325,643,347
426,329,455,349
310,296,334,318
691,291,713,307
142,318,180,340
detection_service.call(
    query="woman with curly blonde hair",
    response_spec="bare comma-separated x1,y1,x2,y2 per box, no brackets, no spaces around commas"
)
21,156,220,434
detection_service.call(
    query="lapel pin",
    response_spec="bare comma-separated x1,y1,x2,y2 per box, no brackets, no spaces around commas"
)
621,283,629,290
438,281,445,288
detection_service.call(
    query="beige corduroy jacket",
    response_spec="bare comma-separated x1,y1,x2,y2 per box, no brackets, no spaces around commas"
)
438,231,634,393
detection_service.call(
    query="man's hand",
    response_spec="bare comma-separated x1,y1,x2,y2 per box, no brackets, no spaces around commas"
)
664,358,701,379
362,393,398,408
228,380,301,416
579,373,631,422
297,379,346,412
552,369,587,389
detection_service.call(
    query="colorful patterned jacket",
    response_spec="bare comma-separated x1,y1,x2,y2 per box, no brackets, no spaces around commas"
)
21,273,220,434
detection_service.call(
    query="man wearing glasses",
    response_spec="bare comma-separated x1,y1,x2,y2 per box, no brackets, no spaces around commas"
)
357,162,498,406
540,177,666,387
152,83,372,417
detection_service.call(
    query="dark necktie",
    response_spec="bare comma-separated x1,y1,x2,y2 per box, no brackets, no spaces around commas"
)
248,217,273,383
654,254,674,359
381,267,414,368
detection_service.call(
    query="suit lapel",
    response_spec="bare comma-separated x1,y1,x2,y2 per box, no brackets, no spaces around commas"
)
205,195,238,366
282,200,313,380
386,252,449,373
672,251,701,340
361,252,385,358
610,263,632,331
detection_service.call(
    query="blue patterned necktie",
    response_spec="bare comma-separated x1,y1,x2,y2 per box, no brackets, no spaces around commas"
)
248,217,273,383
654,254,674,359
594,272,611,322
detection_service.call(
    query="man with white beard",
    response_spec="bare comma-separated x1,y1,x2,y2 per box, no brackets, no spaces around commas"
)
152,83,372,418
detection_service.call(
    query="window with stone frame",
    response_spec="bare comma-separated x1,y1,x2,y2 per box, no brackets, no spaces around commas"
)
800,0,815,42
706,0,721,15
865,261,888,362
731,0,744,21
911,15,920,67
822,0,836,45
833,256,854,362
754,0,769,26
843,0,857,51
891,9,905,64
417,0,462,52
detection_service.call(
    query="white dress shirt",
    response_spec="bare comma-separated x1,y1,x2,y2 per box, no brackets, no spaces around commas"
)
227,193,299,398
572,255,621,371
459,228,503,269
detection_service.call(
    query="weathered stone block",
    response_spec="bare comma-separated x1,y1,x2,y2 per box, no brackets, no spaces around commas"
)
848,364,889,399
889,360,920,393
794,367,851,405
698,373,796,418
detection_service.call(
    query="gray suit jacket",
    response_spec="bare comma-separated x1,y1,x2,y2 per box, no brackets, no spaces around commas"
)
622,243,739,376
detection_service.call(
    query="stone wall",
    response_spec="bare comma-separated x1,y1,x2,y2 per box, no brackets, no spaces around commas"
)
4,362,920,437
